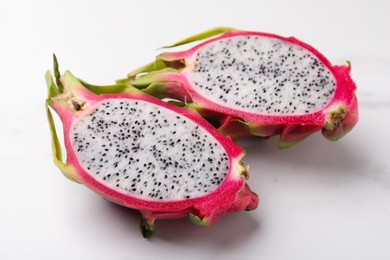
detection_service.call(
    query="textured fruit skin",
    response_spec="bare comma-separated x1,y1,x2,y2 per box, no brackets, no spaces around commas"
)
129,28,358,148
46,68,258,237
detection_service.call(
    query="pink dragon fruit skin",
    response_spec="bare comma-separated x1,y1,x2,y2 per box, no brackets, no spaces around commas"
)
128,27,358,148
46,63,258,238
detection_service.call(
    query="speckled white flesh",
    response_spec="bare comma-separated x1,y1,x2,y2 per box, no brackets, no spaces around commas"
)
190,35,336,115
71,99,229,201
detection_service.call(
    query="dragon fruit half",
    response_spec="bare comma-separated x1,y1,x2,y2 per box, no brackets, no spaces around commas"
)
127,27,358,148
45,60,258,238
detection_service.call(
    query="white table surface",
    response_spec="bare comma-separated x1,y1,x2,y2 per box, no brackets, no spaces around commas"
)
1,0,389,259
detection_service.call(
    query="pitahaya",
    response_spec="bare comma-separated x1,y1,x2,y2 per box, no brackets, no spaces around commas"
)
45,58,258,238
126,27,358,148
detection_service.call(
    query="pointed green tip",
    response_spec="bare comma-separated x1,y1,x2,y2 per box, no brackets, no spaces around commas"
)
325,134,343,142
139,220,156,239
277,140,298,149
53,53,58,65
161,26,237,49
188,213,209,226
115,77,131,85
53,54,64,92
346,60,352,70
45,70,59,99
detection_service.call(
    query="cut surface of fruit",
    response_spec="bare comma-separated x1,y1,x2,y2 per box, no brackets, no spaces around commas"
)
189,35,336,115
128,27,358,148
72,99,230,201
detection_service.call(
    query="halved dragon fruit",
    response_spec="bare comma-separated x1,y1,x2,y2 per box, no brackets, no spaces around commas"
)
126,27,358,148
45,60,258,238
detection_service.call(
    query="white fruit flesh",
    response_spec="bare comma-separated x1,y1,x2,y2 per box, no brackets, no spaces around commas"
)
71,99,230,201
190,35,336,115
